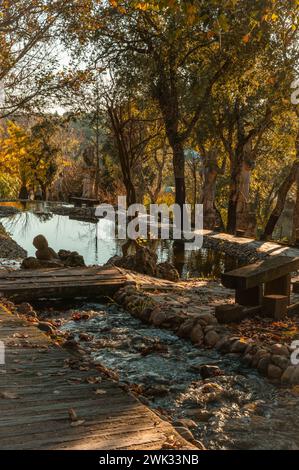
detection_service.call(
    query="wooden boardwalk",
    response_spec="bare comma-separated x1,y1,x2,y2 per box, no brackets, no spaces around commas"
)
0,267,127,302
0,308,193,450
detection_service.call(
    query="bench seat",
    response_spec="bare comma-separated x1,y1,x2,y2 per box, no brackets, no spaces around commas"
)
221,256,299,290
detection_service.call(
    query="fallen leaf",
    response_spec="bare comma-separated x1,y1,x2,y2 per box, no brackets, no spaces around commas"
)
0,391,19,399
68,408,78,422
70,420,85,427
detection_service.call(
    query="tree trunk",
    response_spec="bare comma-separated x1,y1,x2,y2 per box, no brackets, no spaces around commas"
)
227,158,240,234
291,130,299,243
19,185,28,200
262,161,299,240
200,150,218,230
227,159,253,235
292,172,299,244
172,140,186,210
123,174,137,207
235,161,251,231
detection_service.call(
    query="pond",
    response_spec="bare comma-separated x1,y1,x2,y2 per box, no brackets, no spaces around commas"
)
0,200,241,278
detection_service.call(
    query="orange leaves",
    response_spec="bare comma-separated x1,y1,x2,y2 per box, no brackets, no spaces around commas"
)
242,33,251,44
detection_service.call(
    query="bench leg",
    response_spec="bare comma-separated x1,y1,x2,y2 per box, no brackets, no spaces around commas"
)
235,285,262,307
264,274,291,305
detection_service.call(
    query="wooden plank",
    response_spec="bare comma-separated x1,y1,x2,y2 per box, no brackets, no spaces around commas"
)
221,256,299,290
0,267,122,279
0,266,126,301
0,309,194,450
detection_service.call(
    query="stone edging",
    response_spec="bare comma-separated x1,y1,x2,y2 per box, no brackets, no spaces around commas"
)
114,283,299,387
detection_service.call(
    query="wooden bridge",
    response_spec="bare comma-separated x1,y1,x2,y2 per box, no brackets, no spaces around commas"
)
0,308,193,450
0,266,127,302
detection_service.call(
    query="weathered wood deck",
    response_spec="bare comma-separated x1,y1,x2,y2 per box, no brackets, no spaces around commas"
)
0,308,193,450
0,267,127,302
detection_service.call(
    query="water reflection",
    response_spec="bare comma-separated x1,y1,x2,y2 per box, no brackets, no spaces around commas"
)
0,201,242,277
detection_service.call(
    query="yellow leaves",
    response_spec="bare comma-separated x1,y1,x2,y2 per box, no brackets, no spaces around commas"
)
135,2,151,10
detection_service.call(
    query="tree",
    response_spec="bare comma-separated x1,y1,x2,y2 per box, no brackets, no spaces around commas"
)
0,118,62,199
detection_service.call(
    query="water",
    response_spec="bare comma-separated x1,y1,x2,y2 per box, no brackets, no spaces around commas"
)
1,201,119,266
38,300,299,450
0,201,240,277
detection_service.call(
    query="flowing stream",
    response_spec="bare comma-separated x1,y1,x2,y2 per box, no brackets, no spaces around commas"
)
37,300,299,450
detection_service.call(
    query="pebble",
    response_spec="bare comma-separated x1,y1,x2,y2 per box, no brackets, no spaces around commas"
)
200,365,221,379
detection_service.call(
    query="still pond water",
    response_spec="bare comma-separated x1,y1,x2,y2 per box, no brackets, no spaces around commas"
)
0,201,239,278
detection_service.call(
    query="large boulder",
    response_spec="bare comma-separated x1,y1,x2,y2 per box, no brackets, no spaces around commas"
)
156,262,179,282
33,234,58,261
107,245,179,281
107,245,157,276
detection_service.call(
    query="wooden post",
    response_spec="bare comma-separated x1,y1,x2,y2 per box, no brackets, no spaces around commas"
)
264,274,291,305
235,285,263,307
262,295,288,320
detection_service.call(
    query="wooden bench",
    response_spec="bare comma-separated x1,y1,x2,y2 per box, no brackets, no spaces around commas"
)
221,256,299,308
70,196,101,207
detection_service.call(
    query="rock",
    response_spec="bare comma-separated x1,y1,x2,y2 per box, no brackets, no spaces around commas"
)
149,307,166,326
174,426,195,443
138,307,152,323
215,304,245,323
271,354,289,370
193,440,206,450
33,234,49,250
197,313,218,325
204,330,220,347
270,343,289,357
58,249,72,261
281,366,297,384
39,259,64,268
190,324,204,345
257,355,271,375
215,336,229,351
0,224,27,259
37,321,55,335
290,367,299,385
252,349,269,368
0,205,20,217
177,318,196,338
200,383,223,394
64,252,85,267
145,384,169,396
174,419,197,429
33,234,58,261
156,262,179,282
16,302,37,317
230,339,248,353
267,364,283,380
242,353,254,367
21,257,42,269
185,409,213,422
111,245,158,277
199,365,221,379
